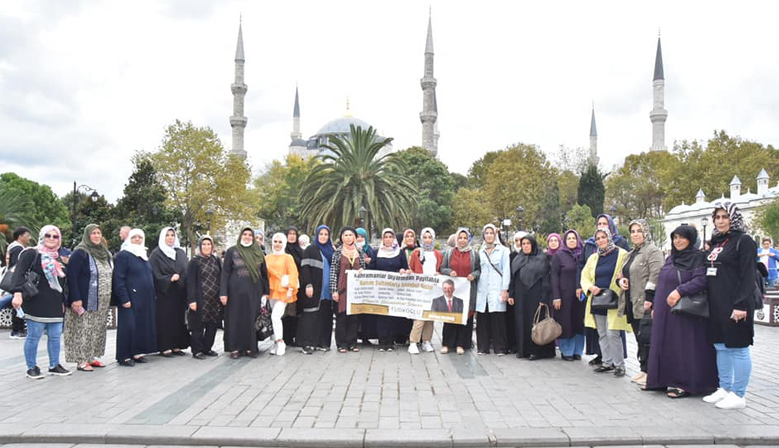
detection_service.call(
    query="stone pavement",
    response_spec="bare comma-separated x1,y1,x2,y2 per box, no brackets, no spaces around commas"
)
1,323,779,447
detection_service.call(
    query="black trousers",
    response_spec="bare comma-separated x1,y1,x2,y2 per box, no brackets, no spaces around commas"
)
282,315,297,346
296,308,319,349
335,312,359,349
630,320,650,372
476,305,507,354
442,315,474,350
188,310,217,355
315,300,334,349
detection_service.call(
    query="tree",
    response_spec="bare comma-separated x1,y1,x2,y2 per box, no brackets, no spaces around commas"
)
467,150,501,189
550,145,590,175
578,164,605,217
0,173,69,231
755,200,779,242
254,155,318,233
451,187,492,236
392,147,456,234
150,120,257,250
0,185,35,256
61,191,115,249
450,172,468,191
604,150,676,222
558,169,580,216
564,204,596,240
298,125,417,237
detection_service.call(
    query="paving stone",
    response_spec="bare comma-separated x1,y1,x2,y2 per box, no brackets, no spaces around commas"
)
274,428,364,447
364,428,452,447
189,426,280,446
492,427,569,447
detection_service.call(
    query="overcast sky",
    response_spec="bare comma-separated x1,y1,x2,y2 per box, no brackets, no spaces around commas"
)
1,1,778,202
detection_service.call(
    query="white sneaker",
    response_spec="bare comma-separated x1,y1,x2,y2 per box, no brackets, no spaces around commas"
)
269,343,277,356
421,341,434,352
276,341,286,356
408,343,420,354
703,388,729,404
715,392,746,409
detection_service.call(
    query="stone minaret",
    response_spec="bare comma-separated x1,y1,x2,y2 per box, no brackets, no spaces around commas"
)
291,86,302,140
229,19,248,159
589,104,599,166
433,91,440,150
757,169,770,196
649,35,667,151
419,11,438,157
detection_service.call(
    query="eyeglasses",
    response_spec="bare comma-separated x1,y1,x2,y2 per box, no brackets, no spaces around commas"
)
44,234,60,240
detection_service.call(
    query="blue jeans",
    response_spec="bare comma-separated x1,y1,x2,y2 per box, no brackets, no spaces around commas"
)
24,320,63,370
0,292,11,309
558,333,585,357
714,343,751,397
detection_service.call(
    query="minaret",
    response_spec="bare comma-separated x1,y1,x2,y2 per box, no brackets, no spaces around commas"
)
419,10,438,157
291,86,301,140
229,19,248,159
589,104,599,166
433,91,440,150
649,34,667,151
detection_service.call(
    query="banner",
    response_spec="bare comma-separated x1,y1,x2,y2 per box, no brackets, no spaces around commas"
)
346,270,470,325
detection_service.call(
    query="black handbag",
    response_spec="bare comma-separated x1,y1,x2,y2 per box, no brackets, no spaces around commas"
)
2,253,40,299
671,271,709,318
0,266,15,292
590,288,618,310
255,300,274,341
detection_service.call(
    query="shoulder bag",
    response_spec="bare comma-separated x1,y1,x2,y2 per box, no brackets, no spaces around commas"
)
255,299,274,341
590,288,618,310
531,303,562,345
670,270,709,318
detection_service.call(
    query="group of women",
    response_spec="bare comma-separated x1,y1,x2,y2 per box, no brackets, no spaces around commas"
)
6,202,758,410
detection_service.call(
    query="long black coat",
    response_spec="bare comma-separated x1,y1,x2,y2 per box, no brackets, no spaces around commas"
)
113,251,157,360
509,255,555,358
219,247,269,353
149,247,190,351
299,245,325,311
550,250,586,339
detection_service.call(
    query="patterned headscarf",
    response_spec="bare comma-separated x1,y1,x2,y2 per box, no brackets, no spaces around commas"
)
36,225,65,293
628,219,652,247
377,228,400,258
594,228,616,256
420,227,436,251
711,201,746,236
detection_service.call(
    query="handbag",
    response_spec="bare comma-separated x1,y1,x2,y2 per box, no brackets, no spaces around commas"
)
0,265,14,293
531,303,562,346
1,253,40,299
590,288,618,310
255,300,274,341
671,271,709,318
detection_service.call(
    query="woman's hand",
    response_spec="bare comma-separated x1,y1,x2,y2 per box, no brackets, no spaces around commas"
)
507,298,515,305
589,286,601,296
189,303,197,311
12,293,23,308
466,274,474,282
731,309,747,321
576,288,582,299
220,296,228,306
123,301,132,308
71,300,83,312
306,285,314,298
619,278,629,290
449,270,458,277
666,289,681,307
171,274,180,282
553,299,562,310
287,289,293,300
500,290,508,303
644,301,652,311
333,292,339,302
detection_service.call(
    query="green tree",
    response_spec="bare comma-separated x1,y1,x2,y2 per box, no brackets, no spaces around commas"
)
0,173,69,230
392,147,456,234
150,120,257,250
0,185,35,256
298,125,417,237
467,150,501,189
605,150,676,222
254,155,318,233
564,203,596,240
61,191,115,248
551,145,589,175
450,172,468,191
755,200,779,242
558,169,580,216
578,164,605,217
451,187,492,236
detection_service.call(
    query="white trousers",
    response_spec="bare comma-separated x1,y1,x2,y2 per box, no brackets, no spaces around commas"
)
271,300,287,342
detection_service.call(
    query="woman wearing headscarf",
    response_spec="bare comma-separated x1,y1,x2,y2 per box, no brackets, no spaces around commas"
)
283,226,303,347
440,228,480,354
355,227,379,347
507,231,528,353
113,228,157,367
220,227,269,358
186,235,223,359
330,227,366,353
10,225,70,378
65,224,114,372
475,223,511,355
645,225,716,398
149,227,190,356
407,227,443,354
702,202,757,409
508,235,555,360
265,232,299,356
546,233,562,256
551,230,586,360
299,225,335,353
617,219,664,384
254,230,266,254
581,228,631,377
394,228,418,344
368,228,409,351
356,227,375,264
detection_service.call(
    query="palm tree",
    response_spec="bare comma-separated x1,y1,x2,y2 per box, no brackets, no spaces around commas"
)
298,125,417,237
0,186,36,254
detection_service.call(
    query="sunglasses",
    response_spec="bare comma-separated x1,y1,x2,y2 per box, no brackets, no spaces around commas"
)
44,234,60,239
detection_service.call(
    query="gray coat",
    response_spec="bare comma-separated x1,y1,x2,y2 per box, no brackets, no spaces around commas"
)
622,242,664,319
441,248,481,312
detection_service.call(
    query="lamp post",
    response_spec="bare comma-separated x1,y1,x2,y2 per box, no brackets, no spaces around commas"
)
358,206,367,228
515,206,524,232
700,217,708,250
205,209,214,233
72,181,99,247
610,205,617,225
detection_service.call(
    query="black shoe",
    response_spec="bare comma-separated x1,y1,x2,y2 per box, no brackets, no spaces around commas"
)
528,354,539,361
26,366,44,379
10,330,27,339
205,350,219,357
246,351,259,359
193,353,207,360
573,355,582,360
301,346,314,355
229,351,240,359
316,346,330,352
561,355,574,361
119,359,136,367
588,356,602,366
614,367,626,377
133,356,148,363
171,350,186,356
594,365,614,373
48,364,72,376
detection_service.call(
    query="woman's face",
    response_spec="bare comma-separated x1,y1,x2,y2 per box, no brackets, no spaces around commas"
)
548,236,559,250
521,239,533,254
165,230,176,247
43,231,59,249
714,209,730,234
403,232,415,247
484,228,495,244
597,217,609,230
342,231,355,246
595,232,609,250
318,229,329,245
201,239,213,256
566,233,578,249
629,224,645,246
356,234,366,243
382,232,395,247
272,236,284,252
241,230,254,245
457,232,469,247
422,232,433,247
763,240,772,249
89,228,102,245
130,234,143,245
255,234,264,245
287,231,297,244
673,234,690,251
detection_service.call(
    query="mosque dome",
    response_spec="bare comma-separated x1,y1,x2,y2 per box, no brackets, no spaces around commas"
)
315,116,373,136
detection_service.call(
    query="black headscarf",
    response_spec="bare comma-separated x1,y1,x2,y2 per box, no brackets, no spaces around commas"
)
285,226,304,267
670,225,705,271
510,235,550,288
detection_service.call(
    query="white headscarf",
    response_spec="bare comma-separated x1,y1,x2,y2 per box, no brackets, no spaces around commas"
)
513,231,529,252
157,227,180,260
377,228,401,258
482,223,504,249
271,232,287,255
123,228,148,261
420,227,436,251
299,234,311,250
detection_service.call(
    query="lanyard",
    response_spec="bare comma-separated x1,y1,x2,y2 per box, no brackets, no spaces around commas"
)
708,237,729,266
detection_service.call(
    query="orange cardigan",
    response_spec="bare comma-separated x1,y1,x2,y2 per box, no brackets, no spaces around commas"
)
408,249,443,274
265,253,299,303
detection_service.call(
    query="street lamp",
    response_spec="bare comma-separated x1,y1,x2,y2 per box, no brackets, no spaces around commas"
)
610,205,617,224
72,181,99,247
358,206,367,228
700,217,708,250
515,206,524,232
205,208,214,232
